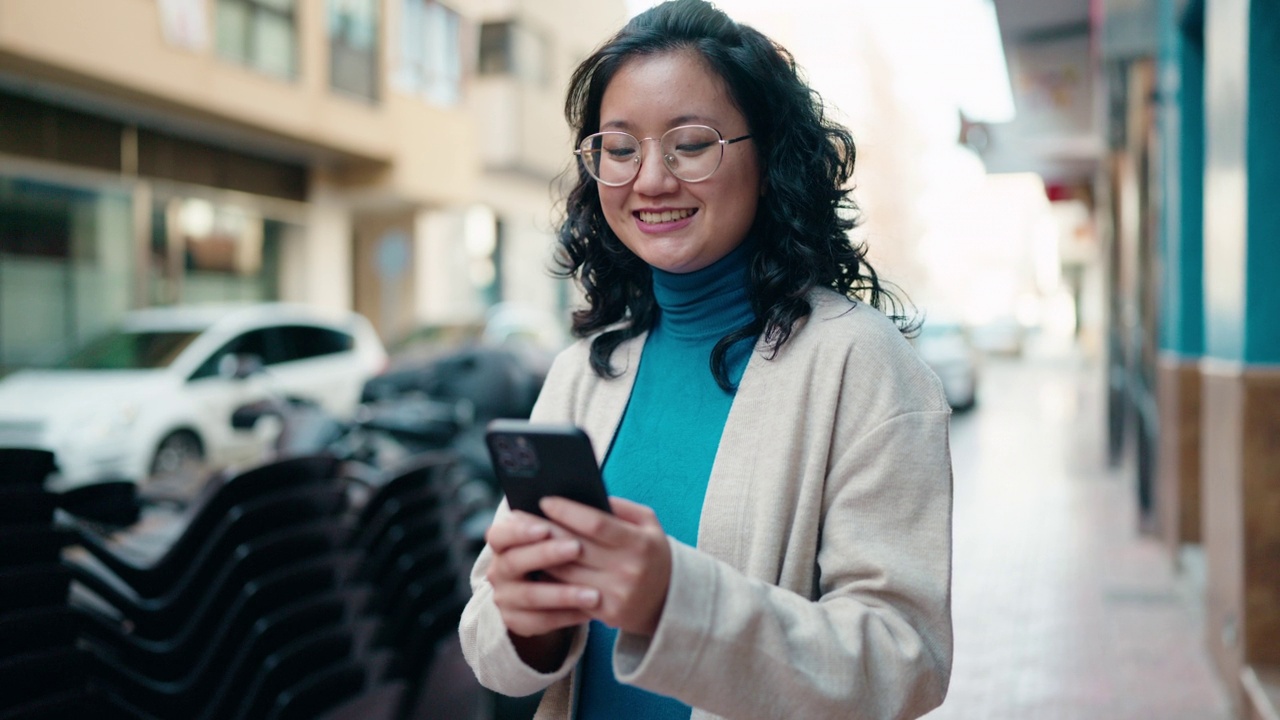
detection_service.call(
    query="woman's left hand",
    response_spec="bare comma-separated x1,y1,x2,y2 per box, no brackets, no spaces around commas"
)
538,496,672,637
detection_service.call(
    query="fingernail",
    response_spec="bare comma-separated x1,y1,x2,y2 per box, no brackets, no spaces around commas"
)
557,540,580,555
527,523,550,538
577,588,599,605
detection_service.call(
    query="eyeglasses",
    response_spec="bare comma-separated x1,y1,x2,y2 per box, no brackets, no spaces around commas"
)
574,125,752,186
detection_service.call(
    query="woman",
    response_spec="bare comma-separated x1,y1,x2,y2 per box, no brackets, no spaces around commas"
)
459,1,953,718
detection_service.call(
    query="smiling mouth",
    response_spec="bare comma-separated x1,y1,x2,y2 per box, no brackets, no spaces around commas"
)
636,209,696,224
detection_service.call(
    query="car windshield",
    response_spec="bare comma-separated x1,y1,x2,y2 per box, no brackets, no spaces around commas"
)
59,329,201,370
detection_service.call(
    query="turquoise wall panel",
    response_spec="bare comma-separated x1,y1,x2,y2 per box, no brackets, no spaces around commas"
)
1159,0,1207,357
1244,0,1280,363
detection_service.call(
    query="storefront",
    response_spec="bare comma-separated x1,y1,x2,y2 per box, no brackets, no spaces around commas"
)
144,189,306,310
0,90,309,375
0,172,134,371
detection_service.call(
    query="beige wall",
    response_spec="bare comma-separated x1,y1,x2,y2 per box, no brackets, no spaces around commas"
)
0,0,480,204
416,206,483,323
461,0,627,336
0,0,390,161
299,179,354,313
0,0,627,338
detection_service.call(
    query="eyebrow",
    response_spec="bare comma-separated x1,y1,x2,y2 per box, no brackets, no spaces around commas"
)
600,114,717,131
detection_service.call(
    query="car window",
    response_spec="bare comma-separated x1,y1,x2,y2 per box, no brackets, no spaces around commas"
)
59,330,201,370
188,328,279,381
276,325,354,363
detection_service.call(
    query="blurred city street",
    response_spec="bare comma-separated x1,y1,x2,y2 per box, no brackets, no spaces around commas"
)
3,0,1278,715
930,346,1232,720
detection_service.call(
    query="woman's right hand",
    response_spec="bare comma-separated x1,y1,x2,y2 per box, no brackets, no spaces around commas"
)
484,510,601,670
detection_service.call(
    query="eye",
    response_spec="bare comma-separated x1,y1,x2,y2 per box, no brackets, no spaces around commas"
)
674,141,715,155
605,147,637,160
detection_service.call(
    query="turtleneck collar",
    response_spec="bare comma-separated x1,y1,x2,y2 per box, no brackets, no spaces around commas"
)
650,240,756,342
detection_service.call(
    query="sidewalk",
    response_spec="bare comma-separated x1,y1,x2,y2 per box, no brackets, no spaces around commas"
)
924,348,1232,720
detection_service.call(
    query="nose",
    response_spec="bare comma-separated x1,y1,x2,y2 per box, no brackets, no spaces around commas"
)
631,137,679,196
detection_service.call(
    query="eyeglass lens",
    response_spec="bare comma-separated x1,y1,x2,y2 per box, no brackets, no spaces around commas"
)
578,125,726,185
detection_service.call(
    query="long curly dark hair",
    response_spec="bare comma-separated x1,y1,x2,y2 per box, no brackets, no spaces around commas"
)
555,0,914,391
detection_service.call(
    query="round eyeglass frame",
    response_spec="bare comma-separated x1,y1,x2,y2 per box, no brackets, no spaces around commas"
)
573,124,753,186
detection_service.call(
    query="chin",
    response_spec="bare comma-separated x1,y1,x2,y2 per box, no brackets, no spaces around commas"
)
653,257,707,274
625,243,691,274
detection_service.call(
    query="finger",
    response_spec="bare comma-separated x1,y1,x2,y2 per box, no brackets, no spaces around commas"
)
541,560,669,636
502,609,593,638
540,497,633,547
540,562,610,589
494,578,600,611
485,511,553,553
488,537,583,582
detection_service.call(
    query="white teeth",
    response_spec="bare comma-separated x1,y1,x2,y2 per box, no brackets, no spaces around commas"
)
638,209,694,224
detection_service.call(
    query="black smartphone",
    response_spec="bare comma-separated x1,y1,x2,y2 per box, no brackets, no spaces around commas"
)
484,419,612,517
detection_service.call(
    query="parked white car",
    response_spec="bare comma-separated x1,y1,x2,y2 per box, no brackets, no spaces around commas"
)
0,303,386,488
914,319,980,412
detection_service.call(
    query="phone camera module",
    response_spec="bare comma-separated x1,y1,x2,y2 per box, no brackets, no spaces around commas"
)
495,434,539,476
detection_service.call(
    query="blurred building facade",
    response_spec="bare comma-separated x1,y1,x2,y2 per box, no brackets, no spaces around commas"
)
980,0,1278,715
1092,0,1279,716
0,0,625,372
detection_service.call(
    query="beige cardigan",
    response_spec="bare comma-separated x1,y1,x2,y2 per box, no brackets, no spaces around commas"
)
459,289,954,720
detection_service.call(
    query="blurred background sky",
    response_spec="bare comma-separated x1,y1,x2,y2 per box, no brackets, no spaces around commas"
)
626,0,1092,351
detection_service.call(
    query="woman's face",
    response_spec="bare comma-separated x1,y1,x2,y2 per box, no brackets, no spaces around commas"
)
595,50,761,274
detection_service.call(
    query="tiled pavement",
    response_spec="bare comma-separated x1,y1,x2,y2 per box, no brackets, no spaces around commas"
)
924,348,1233,720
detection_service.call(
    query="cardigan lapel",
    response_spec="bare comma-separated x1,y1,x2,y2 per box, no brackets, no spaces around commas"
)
580,332,646,468
695,337,774,571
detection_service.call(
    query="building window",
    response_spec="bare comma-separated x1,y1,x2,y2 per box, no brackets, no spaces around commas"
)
395,0,463,106
153,198,283,306
216,0,299,80
464,205,501,307
0,177,134,373
478,20,547,86
329,0,380,102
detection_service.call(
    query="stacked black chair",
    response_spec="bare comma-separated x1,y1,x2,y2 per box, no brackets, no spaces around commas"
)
0,448,99,719
2,444,488,719
65,453,408,720
347,451,484,720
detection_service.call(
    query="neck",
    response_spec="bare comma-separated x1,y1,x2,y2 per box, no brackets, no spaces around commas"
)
650,242,755,342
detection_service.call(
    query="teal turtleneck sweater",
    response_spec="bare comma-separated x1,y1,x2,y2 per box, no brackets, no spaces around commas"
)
575,242,756,719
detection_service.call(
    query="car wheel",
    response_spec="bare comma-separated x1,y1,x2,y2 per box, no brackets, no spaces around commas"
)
150,431,205,485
